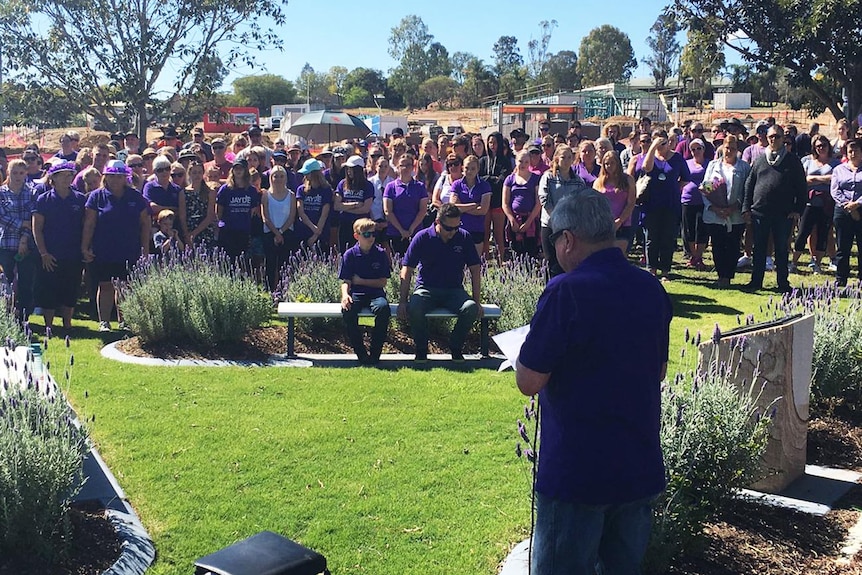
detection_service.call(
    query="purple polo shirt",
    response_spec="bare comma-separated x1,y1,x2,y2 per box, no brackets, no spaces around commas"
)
449,177,491,233
575,162,600,186
85,187,149,263
34,189,86,261
504,172,541,213
519,248,672,505
338,243,391,299
383,178,428,237
295,185,333,240
143,180,182,209
335,179,374,227
402,225,481,289
216,185,260,233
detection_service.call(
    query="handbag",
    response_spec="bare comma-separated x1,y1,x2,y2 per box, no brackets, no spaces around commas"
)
635,174,651,205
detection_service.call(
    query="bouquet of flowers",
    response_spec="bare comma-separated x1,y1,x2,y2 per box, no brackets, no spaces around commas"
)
700,176,729,207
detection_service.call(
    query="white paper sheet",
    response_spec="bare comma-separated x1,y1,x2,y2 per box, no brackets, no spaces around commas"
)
492,325,530,371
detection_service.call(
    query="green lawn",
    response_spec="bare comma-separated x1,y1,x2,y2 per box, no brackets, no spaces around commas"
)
37,259,834,575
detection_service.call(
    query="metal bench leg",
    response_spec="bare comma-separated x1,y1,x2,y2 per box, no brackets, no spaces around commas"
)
287,317,296,358
480,318,489,358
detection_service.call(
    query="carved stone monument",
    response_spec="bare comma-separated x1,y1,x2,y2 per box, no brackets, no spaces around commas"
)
698,314,814,493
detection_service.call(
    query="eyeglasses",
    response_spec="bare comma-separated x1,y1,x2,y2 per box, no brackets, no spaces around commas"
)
549,228,568,244
359,231,375,238
440,222,460,231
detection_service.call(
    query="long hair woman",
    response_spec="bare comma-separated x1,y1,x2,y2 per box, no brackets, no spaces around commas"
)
479,131,512,263
215,159,260,258
594,151,636,253
179,160,216,246
262,165,297,291
538,144,589,277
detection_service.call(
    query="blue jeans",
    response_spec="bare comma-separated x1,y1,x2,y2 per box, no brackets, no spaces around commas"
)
342,295,390,361
408,287,477,355
751,214,791,289
0,249,37,318
533,491,655,575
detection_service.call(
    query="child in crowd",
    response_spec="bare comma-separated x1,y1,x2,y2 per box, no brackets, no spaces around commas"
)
339,218,391,364
154,209,184,254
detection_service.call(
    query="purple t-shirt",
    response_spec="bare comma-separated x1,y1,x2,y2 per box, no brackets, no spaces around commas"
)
34,189,86,261
338,243,391,299
635,153,691,210
383,178,428,237
681,159,707,205
402,225,481,290
216,185,260,233
85,187,148,263
575,162,600,186
449,177,491,233
296,184,333,240
335,179,374,226
143,180,182,209
519,247,671,505
504,172,541,214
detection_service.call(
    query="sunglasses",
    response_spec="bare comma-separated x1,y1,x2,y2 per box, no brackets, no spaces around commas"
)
542,144,553,148
359,231,375,239
549,228,567,244
691,146,704,151
212,145,225,150
692,129,704,133
447,162,462,168
155,167,170,173
440,222,460,232
539,127,550,131
171,172,185,178
127,163,144,168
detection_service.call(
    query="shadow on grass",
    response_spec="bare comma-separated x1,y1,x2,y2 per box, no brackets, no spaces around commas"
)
305,356,505,372
669,291,747,320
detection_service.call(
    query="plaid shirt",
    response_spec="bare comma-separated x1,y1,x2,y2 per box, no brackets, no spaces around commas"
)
0,184,36,252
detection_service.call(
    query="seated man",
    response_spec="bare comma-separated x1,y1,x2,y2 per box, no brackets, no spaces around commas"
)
339,218,392,365
398,204,483,362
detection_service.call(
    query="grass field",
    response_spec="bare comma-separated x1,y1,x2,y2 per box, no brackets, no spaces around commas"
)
34,254,836,575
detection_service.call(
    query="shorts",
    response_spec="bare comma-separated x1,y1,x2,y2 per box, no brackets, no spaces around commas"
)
35,259,83,309
91,261,131,283
468,230,485,245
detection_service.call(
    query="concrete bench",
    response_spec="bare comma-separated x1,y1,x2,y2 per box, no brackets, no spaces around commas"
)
277,301,502,358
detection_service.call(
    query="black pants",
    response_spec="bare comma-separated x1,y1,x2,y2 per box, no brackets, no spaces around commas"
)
263,231,298,292
834,208,862,283
707,223,744,280
541,225,564,279
643,208,679,273
794,204,830,253
342,295,390,361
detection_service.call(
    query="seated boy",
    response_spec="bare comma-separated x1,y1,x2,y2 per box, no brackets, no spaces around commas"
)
154,209,185,254
339,218,392,364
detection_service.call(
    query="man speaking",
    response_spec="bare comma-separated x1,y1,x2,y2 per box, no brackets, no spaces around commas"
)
516,190,672,575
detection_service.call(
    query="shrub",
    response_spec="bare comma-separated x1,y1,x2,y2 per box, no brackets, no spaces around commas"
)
0,348,88,567
118,248,272,345
481,254,546,332
781,282,862,403
646,338,774,572
0,283,28,347
279,247,342,331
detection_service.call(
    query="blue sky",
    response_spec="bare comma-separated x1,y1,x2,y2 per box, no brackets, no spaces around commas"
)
216,0,736,92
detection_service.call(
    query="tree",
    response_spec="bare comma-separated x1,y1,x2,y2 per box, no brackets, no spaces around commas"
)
674,0,862,120
541,51,581,92
527,20,558,81
577,25,638,87
344,68,387,100
387,15,450,108
232,74,297,116
493,36,523,77
419,76,459,108
0,81,81,127
643,9,681,90
427,43,452,79
0,0,288,138
342,86,373,108
327,66,349,106
459,58,498,107
450,52,475,85
679,28,725,107
295,64,332,106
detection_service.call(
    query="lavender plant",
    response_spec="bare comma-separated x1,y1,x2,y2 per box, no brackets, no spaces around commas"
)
781,282,862,403
0,280,28,347
647,335,775,572
0,344,88,566
117,247,271,345
481,254,546,332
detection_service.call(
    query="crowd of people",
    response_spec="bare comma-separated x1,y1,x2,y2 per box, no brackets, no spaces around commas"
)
0,115,859,337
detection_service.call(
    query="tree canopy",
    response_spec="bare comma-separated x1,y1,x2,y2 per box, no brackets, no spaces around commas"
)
643,10,681,90
232,75,296,115
0,0,289,138
577,25,638,87
675,0,862,120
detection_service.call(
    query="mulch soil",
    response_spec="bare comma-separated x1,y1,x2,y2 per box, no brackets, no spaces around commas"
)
58,333,862,574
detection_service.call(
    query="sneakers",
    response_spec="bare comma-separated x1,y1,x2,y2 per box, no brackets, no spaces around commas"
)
737,255,751,268
118,321,129,331
827,259,838,272
788,262,798,273
811,262,823,274
765,256,774,271
98,321,111,332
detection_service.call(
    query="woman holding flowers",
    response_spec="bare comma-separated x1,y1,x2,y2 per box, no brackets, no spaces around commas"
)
701,135,751,287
